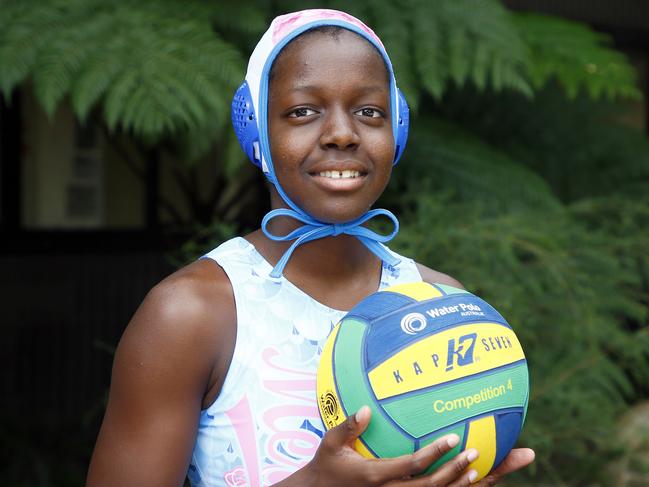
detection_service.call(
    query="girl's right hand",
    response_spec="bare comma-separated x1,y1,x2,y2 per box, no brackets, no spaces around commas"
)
277,405,480,486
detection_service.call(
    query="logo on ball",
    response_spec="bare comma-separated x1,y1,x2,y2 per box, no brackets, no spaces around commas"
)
400,312,427,335
320,391,340,427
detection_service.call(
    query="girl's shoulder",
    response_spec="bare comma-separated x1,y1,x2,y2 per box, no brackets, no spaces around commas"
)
86,258,237,484
415,262,465,290
145,256,235,338
118,257,237,407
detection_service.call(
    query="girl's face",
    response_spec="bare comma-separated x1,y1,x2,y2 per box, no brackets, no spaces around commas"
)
268,29,394,223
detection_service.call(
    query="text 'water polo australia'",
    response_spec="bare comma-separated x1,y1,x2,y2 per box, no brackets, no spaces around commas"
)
316,282,529,480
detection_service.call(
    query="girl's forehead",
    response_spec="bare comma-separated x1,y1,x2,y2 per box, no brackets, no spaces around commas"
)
270,29,390,86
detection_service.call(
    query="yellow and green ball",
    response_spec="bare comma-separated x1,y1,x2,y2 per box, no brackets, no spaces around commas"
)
316,282,529,480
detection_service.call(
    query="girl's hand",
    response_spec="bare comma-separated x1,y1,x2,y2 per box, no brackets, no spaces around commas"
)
279,406,484,486
472,448,535,486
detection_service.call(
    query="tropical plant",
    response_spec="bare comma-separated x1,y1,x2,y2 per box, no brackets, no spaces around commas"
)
0,0,639,152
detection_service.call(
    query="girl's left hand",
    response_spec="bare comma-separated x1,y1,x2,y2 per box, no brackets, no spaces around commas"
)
471,448,535,486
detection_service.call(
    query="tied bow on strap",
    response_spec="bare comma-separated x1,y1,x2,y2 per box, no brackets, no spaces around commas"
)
261,208,401,279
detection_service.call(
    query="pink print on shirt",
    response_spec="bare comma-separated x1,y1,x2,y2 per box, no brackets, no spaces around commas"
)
222,346,324,486
260,347,322,484
224,396,259,486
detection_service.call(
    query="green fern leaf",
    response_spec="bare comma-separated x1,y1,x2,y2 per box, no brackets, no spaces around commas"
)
104,68,139,131
514,12,641,100
395,117,561,212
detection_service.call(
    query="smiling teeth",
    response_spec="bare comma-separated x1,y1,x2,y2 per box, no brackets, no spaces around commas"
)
318,170,361,179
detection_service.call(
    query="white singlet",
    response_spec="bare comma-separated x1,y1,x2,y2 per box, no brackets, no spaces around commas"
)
188,237,422,486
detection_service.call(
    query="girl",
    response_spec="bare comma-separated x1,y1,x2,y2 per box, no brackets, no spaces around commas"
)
87,9,534,487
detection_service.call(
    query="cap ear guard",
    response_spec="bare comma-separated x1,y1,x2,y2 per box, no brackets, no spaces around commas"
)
393,88,409,165
231,81,262,168
231,81,410,168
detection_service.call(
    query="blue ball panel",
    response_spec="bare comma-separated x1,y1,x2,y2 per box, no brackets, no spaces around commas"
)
493,411,523,469
364,295,510,370
346,291,416,322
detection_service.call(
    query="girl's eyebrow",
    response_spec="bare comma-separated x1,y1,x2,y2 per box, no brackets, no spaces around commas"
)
286,84,388,94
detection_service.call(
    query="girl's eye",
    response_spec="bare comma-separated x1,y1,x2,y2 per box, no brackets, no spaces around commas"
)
355,108,383,118
288,107,317,118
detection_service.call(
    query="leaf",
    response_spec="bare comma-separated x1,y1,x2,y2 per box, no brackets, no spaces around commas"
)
514,12,641,100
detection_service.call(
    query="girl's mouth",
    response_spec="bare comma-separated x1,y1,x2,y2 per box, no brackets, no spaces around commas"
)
317,170,362,179
310,169,367,191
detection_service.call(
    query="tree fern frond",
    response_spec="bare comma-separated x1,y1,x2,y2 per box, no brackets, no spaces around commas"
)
395,117,561,212
411,7,445,99
446,24,470,86
408,0,532,100
324,0,370,18
391,193,648,484
189,33,247,89
437,85,649,202
70,47,123,122
0,1,62,98
104,69,139,132
470,42,489,91
207,0,268,36
32,10,114,115
0,0,247,144
364,0,420,108
514,12,641,100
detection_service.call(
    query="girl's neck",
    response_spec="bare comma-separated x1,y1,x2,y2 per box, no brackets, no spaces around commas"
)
247,215,380,282
244,209,383,310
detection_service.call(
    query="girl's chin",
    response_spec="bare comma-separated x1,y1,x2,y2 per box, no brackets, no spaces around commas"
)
302,204,373,225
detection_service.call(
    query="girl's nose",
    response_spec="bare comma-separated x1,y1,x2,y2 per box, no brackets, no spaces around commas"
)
319,106,360,151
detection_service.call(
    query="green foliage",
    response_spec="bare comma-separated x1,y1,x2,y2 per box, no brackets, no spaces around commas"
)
388,116,561,213
403,0,532,100
167,220,238,268
606,402,649,485
514,13,641,100
434,85,649,202
0,0,251,143
381,77,649,483
0,0,641,156
287,0,532,105
389,192,649,484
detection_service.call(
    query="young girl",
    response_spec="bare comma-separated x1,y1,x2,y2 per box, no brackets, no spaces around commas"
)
87,9,534,487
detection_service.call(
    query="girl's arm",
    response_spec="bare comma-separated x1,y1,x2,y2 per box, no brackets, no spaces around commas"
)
86,261,236,487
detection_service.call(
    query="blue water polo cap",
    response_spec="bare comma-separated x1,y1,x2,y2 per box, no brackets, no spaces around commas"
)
231,9,409,278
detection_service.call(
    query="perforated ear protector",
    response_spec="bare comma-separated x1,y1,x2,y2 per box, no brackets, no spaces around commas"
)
231,81,410,170
394,89,409,164
231,80,262,168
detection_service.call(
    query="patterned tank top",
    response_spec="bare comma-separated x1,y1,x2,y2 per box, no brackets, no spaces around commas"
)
188,237,422,486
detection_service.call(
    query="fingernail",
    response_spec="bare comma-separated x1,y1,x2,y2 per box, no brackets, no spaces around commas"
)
355,405,368,422
467,449,479,462
468,469,478,482
446,434,460,448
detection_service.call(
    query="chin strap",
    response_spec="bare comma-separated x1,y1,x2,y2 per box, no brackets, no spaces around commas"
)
261,207,401,279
